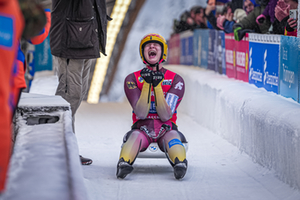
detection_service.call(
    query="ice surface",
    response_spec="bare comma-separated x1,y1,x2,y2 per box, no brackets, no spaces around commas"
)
75,101,300,200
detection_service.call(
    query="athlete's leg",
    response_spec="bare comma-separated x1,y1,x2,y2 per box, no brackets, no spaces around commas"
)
119,129,150,164
158,130,186,163
158,130,187,180
117,129,150,179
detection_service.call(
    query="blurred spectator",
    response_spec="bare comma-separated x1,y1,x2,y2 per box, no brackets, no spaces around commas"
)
233,8,248,22
18,0,47,40
275,0,291,21
244,0,260,14
216,2,236,32
217,0,257,33
0,0,24,193
256,0,278,24
233,0,271,41
190,5,202,19
173,6,207,33
194,6,208,28
274,0,298,36
205,0,231,29
173,11,192,33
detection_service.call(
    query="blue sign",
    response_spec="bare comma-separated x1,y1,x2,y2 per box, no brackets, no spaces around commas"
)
216,31,226,74
193,29,201,67
34,35,52,72
263,43,280,93
207,29,216,71
279,36,300,101
193,29,209,68
200,29,209,69
0,15,13,48
180,31,194,65
249,34,280,94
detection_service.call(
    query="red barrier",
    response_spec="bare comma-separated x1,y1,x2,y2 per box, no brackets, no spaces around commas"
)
167,34,180,65
235,33,249,82
225,33,236,78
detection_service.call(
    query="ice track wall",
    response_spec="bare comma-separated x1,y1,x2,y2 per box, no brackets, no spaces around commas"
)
1,93,88,200
168,65,300,190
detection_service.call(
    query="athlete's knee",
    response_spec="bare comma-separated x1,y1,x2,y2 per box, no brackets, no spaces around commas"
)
162,130,182,144
168,138,184,150
123,130,143,143
122,129,149,150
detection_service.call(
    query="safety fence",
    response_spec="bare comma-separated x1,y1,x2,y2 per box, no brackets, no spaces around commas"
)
168,29,300,102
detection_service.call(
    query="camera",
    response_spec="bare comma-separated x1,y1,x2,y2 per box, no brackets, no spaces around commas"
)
289,9,298,19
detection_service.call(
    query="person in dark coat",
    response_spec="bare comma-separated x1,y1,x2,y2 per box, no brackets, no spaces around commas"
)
50,0,110,165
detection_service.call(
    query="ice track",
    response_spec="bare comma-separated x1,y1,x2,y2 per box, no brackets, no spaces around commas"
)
75,101,300,200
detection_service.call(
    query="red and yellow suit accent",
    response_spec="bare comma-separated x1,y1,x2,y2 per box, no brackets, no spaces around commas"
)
120,67,186,165
284,28,297,37
132,69,177,124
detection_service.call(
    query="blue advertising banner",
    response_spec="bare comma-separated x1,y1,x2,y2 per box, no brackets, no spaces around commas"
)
248,34,280,94
200,29,209,69
193,29,201,67
216,31,226,74
34,35,52,72
279,35,300,101
193,29,209,68
180,30,194,65
207,29,216,71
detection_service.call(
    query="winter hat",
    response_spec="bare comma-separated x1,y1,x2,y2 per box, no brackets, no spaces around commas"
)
243,0,260,8
250,0,260,7
216,0,231,4
234,8,247,22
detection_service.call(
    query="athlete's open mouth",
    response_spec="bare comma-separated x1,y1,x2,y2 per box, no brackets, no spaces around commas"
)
149,50,157,58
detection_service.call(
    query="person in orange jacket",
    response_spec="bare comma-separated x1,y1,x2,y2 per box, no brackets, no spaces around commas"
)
12,9,51,116
0,0,24,193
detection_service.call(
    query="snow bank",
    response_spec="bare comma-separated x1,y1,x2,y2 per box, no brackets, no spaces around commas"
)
168,65,300,190
1,93,88,200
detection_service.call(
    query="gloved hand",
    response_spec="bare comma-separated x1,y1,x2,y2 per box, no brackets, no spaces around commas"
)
140,68,153,84
256,14,266,24
275,0,290,22
234,27,242,41
152,71,164,87
234,27,253,41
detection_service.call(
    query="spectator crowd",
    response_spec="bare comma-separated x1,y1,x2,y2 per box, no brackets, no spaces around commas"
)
172,0,298,40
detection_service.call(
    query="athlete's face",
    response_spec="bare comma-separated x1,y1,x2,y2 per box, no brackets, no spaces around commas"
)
143,42,162,65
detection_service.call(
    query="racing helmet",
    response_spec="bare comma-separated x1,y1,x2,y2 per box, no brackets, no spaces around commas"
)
139,33,168,65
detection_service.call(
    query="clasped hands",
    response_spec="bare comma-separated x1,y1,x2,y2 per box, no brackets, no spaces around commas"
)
140,68,164,87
